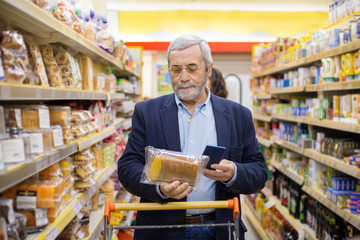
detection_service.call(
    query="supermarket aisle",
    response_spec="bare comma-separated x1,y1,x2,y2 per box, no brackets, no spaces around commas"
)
242,212,262,240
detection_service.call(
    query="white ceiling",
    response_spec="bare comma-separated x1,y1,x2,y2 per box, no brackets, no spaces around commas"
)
107,0,329,11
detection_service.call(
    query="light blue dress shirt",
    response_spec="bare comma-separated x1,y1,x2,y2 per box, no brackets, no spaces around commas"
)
156,88,237,215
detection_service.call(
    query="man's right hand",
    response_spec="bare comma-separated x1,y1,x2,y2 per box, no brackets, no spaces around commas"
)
160,181,193,200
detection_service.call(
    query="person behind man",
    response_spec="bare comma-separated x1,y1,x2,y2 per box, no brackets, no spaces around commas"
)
206,67,228,98
117,34,267,240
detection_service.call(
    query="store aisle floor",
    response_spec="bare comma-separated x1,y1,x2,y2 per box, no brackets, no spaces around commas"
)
242,211,262,240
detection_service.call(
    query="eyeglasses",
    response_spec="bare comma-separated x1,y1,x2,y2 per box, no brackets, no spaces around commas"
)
170,64,200,74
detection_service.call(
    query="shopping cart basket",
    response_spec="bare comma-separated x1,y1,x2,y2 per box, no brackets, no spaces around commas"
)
104,197,240,240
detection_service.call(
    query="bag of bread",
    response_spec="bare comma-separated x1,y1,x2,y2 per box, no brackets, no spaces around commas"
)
1,30,30,83
141,146,209,188
23,35,49,86
54,46,78,88
75,55,93,91
40,44,64,88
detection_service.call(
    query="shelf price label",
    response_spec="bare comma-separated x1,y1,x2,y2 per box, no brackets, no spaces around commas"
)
72,201,83,218
265,199,275,209
45,226,59,240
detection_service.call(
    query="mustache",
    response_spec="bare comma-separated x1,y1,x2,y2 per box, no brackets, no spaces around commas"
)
176,83,196,88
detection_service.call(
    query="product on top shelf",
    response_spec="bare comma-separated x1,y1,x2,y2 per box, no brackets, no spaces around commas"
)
1,30,30,83
39,44,64,88
23,35,49,86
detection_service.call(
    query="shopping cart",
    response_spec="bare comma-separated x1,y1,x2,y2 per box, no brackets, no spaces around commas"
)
104,197,240,240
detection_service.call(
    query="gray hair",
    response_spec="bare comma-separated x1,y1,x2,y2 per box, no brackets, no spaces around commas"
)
167,34,213,70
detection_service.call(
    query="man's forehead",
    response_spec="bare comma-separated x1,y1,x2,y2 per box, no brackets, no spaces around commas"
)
169,45,203,64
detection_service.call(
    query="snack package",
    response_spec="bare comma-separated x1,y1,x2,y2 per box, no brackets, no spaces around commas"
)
1,30,30,83
23,35,49,86
141,146,209,187
54,46,79,88
40,44,64,87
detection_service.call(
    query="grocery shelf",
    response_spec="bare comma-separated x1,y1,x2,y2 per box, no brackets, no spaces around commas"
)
271,137,305,155
253,59,306,78
302,185,360,230
303,149,360,180
30,163,117,240
242,198,272,240
77,125,116,151
114,118,125,130
0,142,78,193
270,86,305,95
305,80,360,92
253,94,272,100
0,0,136,77
87,208,104,240
253,39,360,78
0,82,107,101
270,160,304,185
272,136,360,180
256,136,273,148
253,113,272,122
272,113,360,134
261,187,306,240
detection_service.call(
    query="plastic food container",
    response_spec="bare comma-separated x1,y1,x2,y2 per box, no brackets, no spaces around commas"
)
49,106,71,128
24,128,52,156
4,107,22,128
50,125,64,149
21,105,50,129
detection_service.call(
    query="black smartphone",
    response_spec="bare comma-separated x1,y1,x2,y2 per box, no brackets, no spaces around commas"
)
202,145,226,169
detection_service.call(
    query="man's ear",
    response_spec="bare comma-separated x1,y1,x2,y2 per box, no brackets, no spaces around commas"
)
208,63,213,77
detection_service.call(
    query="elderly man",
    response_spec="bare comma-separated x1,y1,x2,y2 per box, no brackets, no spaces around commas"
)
118,34,267,240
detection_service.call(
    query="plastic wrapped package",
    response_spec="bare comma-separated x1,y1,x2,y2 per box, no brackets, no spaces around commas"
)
74,178,95,192
54,47,76,88
59,157,74,176
57,217,80,240
0,198,16,225
23,35,49,86
78,207,90,238
75,55,93,91
91,143,104,169
18,209,48,229
70,111,87,126
71,125,87,140
24,128,52,157
4,107,22,129
95,30,114,54
49,106,71,127
91,190,99,211
74,164,95,180
39,45,64,87
113,41,126,62
62,181,73,204
104,73,116,94
0,133,27,167
49,0,74,28
84,20,96,43
93,73,106,92
1,30,30,83
39,162,61,180
14,213,27,239
2,178,63,209
46,200,63,223
50,125,64,148
21,105,50,130
102,180,114,203
142,146,209,187
73,149,95,166
102,142,115,167
62,127,75,144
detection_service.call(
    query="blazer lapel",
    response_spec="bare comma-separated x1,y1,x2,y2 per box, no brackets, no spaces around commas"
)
160,94,181,151
211,96,231,149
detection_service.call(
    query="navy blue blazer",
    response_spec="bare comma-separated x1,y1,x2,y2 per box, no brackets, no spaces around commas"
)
118,93,267,240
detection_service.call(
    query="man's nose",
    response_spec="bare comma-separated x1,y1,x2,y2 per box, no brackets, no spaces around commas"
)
179,69,190,81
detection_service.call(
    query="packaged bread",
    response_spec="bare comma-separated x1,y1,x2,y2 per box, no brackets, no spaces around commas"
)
74,178,95,192
1,30,30,83
142,146,209,187
93,73,105,92
91,190,99,211
104,73,116,94
102,180,114,203
4,106,22,128
23,35,49,86
40,44,64,87
74,164,95,180
21,105,50,129
75,55,93,91
59,157,74,176
78,208,90,238
2,178,63,208
113,41,126,61
70,111,87,126
49,106,71,127
39,162,61,180
18,209,48,228
24,128,52,156
54,47,77,88
91,144,104,169
47,200,63,222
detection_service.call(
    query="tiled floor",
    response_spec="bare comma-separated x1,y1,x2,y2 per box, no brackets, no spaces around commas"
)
242,212,262,240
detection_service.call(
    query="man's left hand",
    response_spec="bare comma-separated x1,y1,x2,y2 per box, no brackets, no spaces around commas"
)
203,159,235,182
